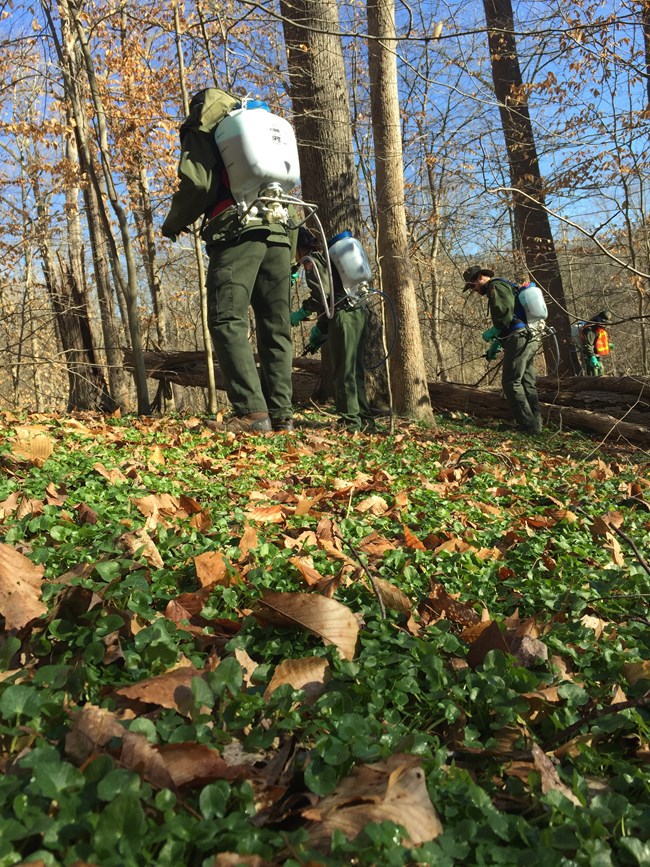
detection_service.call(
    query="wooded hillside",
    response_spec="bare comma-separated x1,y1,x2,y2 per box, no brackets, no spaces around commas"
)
1,1,648,415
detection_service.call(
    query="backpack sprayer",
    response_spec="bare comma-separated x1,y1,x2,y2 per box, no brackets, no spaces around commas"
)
214,97,336,319
513,281,561,374
214,97,396,346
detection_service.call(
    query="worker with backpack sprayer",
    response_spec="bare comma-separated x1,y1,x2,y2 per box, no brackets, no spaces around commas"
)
290,227,376,432
571,311,612,376
463,265,547,435
162,88,301,433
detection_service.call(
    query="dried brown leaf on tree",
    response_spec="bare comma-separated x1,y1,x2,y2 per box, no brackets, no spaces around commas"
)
253,591,359,660
264,656,330,700
0,543,47,629
304,754,442,850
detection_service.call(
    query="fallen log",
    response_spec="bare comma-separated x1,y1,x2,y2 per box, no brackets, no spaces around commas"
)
123,350,650,443
427,381,650,446
122,349,319,406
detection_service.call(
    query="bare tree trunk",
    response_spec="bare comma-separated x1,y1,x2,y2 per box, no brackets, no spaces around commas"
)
280,0,386,406
367,0,434,423
65,0,149,413
642,0,650,110
280,0,364,239
33,183,113,411
43,1,133,409
174,3,217,413
483,0,573,375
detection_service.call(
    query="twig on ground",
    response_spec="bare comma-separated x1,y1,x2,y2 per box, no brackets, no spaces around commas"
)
542,692,650,752
334,532,387,620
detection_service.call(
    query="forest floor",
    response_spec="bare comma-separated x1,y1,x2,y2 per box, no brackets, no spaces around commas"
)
0,408,649,866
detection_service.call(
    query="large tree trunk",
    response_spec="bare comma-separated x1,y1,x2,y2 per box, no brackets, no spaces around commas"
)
367,0,434,423
428,379,650,445
280,0,388,406
280,0,364,240
28,145,113,412
483,0,573,376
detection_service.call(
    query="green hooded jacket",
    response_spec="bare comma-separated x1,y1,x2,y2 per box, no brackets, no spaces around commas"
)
161,89,295,248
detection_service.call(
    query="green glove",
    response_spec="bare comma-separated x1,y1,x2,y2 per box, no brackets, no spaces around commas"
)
482,326,500,342
588,355,600,369
306,325,326,354
290,308,309,327
486,339,502,361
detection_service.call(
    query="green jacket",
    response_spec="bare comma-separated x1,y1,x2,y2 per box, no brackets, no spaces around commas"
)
162,91,295,248
299,251,352,334
486,278,525,336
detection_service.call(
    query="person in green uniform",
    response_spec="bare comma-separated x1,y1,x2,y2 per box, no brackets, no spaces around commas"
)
291,228,375,432
580,311,611,376
162,89,295,433
463,265,542,435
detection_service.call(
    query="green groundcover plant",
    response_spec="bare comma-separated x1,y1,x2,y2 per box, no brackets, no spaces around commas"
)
0,410,649,867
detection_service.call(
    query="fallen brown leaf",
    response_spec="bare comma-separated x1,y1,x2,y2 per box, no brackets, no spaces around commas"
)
264,656,330,700
304,754,442,850
0,543,47,629
254,591,359,660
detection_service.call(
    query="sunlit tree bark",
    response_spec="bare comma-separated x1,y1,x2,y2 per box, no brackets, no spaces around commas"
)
483,0,572,375
367,0,434,422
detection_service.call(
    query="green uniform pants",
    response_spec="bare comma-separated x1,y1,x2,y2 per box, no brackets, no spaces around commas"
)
502,330,542,432
206,232,293,421
329,307,373,430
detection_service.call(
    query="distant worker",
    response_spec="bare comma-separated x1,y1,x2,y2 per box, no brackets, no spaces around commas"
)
162,89,297,433
463,265,543,435
576,311,612,376
291,227,375,432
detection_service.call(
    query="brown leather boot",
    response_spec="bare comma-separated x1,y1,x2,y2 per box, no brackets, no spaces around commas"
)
208,412,272,433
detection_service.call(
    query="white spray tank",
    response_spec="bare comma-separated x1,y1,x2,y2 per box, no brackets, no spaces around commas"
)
214,99,301,218
517,282,548,329
327,231,372,306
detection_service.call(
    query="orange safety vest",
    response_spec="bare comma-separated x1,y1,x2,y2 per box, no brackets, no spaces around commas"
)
593,326,610,357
